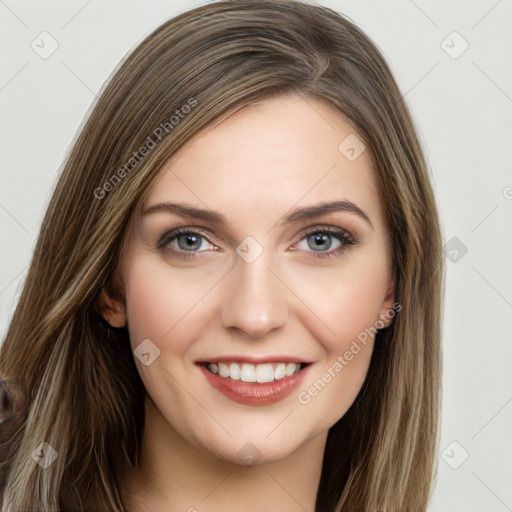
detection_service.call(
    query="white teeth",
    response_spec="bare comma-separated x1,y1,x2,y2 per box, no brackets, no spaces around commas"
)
256,364,274,383
218,363,230,378
229,362,240,380
205,361,302,382
240,363,256,383
274,363,286,380
285,362,297,377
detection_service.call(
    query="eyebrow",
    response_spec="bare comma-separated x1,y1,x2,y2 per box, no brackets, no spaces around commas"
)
142,200,373,229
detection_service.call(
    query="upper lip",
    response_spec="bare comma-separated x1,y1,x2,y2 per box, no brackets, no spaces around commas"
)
197,355,312,365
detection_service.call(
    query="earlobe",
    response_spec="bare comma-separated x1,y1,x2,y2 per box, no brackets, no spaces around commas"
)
97,287,127,328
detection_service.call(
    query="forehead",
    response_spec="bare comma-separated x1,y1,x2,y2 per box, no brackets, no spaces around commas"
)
145,95,381,225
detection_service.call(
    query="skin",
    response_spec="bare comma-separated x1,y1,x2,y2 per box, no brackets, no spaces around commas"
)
100,95,395,511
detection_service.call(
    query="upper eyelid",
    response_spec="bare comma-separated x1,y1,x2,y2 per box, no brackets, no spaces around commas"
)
157,227,217,248
301,225,355,239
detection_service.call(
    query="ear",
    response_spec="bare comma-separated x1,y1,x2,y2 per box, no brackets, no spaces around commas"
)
377,278,396,329
97,285,126,328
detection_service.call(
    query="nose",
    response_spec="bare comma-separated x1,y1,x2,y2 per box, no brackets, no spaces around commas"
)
220,254,289,340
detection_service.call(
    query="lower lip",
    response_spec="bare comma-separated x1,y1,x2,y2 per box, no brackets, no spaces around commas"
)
198,364,311,405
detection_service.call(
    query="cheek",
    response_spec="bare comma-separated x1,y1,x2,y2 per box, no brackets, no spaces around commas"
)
123,256,213,351
289,252,390,354
122,257,217,415
289,253,389,427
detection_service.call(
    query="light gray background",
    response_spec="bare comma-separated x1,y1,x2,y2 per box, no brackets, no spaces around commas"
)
1,1,511,510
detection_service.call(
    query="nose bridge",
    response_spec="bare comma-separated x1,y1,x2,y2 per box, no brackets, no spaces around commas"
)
220,249,289,339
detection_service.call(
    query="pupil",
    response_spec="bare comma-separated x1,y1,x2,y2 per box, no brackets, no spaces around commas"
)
178,234,201,251
308,233,331,251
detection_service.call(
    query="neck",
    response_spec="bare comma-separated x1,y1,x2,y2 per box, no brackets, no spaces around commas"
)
122,394,327,512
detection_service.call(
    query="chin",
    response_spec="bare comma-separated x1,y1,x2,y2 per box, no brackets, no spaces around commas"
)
199,431,308,468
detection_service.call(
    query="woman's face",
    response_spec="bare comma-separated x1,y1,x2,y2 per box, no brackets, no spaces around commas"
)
117,95,395,464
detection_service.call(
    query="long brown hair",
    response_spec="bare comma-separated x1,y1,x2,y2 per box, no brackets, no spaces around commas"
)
0,1,444,510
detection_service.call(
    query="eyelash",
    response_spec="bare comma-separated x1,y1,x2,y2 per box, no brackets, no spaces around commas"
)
157,225,357,261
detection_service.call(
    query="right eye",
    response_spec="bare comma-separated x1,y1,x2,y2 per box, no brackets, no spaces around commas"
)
158,228,218,259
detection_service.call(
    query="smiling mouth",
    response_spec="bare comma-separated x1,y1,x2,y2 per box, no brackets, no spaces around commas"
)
199,361,310,383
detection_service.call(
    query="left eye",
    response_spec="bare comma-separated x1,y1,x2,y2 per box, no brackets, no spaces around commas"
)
298,232,341,252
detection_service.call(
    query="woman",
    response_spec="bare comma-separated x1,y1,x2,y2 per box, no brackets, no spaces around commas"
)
0,1,444,510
